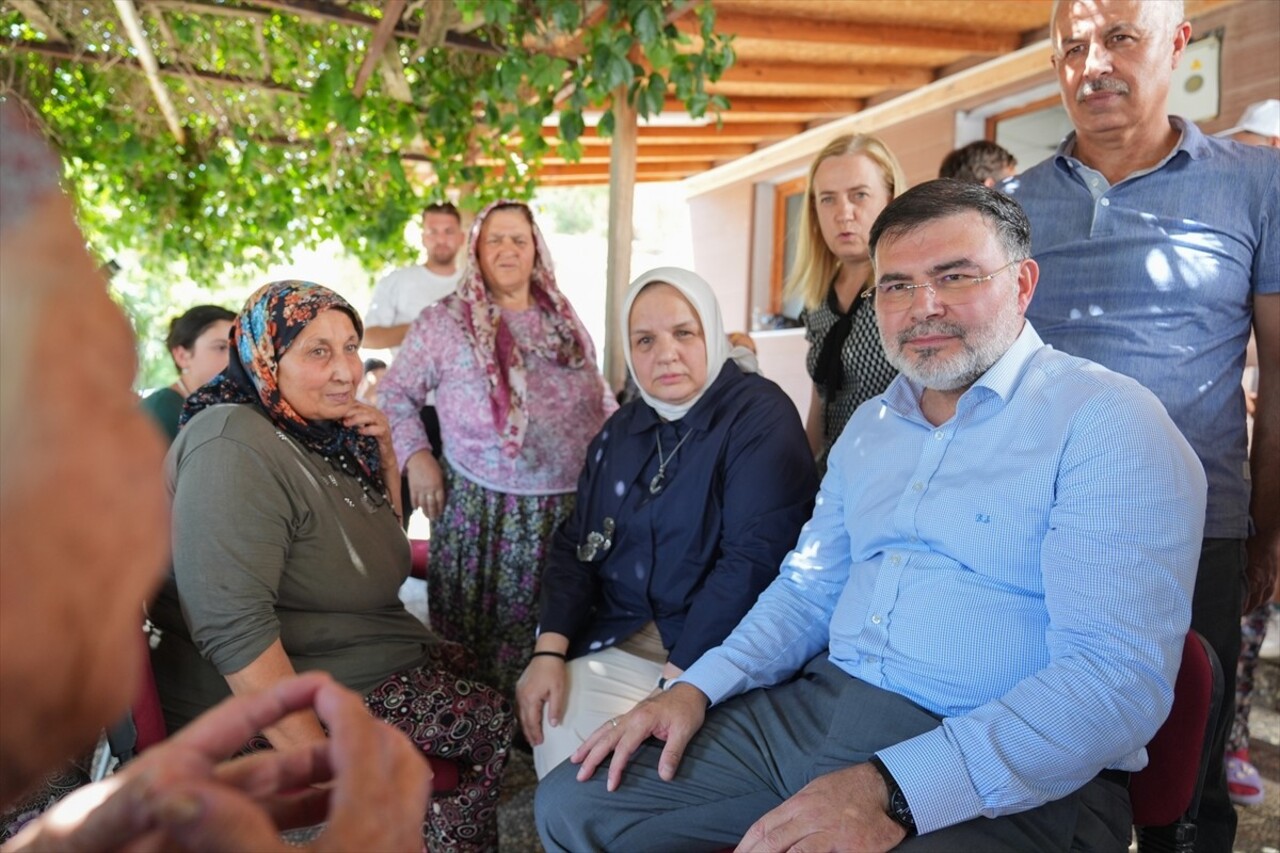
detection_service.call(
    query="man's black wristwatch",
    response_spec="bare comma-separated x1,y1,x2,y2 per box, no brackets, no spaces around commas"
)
868,755,917,837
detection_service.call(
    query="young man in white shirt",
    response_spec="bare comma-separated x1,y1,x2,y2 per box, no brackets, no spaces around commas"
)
364,202,464,350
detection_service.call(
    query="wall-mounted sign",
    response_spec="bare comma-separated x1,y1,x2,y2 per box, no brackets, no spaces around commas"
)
1169,30,1222,122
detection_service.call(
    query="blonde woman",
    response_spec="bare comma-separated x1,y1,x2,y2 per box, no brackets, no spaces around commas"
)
785,134,907,471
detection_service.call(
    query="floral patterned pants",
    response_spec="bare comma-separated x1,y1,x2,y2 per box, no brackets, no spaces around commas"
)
428,463,574,697
1229,601,1277,753
245,641,514,853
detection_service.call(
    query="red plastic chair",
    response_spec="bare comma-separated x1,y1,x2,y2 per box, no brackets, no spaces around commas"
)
1130,630,1223,853
410,538,430,580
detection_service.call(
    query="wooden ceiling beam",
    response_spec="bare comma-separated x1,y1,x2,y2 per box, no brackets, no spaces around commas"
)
542,121,804,145
352,0,405,99
718,59,934,90
533,162,710,178
113,0,186,144
683,40,1059,197
663,96,862,116
3,38,304,98
553,143,757,164
155,1,270,20
536,173,702,184
696,11,1020,55
248,0,501,56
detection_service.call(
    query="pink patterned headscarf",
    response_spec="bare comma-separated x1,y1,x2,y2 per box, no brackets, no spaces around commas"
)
448,200,598,459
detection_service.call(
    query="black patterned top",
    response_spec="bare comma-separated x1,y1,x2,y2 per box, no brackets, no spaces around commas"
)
802,291,898,465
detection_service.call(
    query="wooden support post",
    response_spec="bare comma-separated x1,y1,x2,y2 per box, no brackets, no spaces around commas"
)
603,87,637,392
352,0,405,99
114,0,185,145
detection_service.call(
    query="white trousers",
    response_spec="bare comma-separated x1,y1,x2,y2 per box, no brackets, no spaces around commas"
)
532,646,664,779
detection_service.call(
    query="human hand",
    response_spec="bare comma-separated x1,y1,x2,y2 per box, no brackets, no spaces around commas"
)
405,450,445,520
342,401,395,462
516,655,567,746
6,673,430,853
736,763,906,853
570,682,707,792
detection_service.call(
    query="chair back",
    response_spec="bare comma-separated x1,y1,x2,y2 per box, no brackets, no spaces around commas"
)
410,538,430,580
132,626,169,752
1130,630,1222,832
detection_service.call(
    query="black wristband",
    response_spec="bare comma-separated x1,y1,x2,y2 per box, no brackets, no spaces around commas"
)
868,755,917,836
530,650,567,662
657,677,668,690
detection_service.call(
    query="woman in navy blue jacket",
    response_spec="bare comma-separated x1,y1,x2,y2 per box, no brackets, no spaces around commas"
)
517,267,818,778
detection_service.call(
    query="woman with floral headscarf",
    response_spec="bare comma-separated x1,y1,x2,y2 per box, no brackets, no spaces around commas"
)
148,280,514,852
380,201,615,697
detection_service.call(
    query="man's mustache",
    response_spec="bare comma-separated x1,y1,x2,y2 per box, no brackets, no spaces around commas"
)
896,321,967,347
1079,77,1130,101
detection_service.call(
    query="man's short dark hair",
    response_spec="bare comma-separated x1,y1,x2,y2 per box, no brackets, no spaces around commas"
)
423,202,461,223
869,179,1032,263
938,141,1018,185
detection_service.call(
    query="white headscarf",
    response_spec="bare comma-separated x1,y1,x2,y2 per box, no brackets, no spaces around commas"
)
622,267,759,422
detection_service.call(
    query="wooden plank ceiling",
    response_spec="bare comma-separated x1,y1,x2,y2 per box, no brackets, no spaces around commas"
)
536,0,1056,185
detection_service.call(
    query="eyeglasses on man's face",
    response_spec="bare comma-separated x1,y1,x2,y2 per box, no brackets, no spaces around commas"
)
863,259,1021,310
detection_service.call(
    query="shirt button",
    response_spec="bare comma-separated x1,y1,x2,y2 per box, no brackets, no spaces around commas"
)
866,655,878,664
934,431,944,440
1100,198,1111,207
912,482,924,492
890,555,901,566
872,614,882,624
908,535,918,543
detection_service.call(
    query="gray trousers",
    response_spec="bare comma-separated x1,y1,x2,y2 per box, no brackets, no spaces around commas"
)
536,656,1131,853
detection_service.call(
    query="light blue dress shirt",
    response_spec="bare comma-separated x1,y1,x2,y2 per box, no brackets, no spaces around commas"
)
680,323,1206,834
1006,118,1279,538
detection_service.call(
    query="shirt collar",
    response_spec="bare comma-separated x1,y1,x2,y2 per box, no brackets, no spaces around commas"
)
881,322,1046,420
1053,115,1209,176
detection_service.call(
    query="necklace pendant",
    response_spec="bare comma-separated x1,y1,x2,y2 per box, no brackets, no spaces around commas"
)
649,470,665,494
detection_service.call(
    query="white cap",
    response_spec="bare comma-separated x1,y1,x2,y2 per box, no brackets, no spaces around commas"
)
1217,99,1280,139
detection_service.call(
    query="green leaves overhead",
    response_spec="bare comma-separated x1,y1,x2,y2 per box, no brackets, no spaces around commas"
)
0,0,733,279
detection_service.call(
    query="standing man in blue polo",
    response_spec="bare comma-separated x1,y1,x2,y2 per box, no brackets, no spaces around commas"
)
1006,2,1279,848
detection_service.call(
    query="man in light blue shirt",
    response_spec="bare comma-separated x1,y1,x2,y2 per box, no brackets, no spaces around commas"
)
1004,2,1279,846
536,181,1206,852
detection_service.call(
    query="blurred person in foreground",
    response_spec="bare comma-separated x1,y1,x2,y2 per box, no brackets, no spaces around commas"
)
0,101,430,851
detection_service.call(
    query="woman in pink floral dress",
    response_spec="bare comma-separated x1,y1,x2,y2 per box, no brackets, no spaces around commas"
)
380,200,615,696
